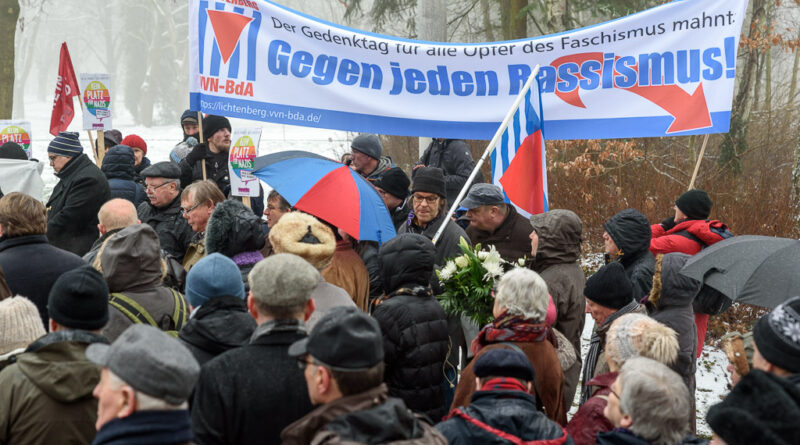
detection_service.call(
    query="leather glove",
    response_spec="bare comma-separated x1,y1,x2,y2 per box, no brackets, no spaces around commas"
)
184,143,206,165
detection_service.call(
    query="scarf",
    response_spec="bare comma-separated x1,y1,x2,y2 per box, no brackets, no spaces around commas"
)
471,311,555,355
479,377,529,393
580,300,640,405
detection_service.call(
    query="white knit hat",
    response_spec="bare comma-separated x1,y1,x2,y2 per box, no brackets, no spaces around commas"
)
0,296,46,355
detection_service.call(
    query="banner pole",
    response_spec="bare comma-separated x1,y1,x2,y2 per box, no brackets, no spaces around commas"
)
431,65,540,245
688,133,710,190
198,111,207,180
87,130,97,162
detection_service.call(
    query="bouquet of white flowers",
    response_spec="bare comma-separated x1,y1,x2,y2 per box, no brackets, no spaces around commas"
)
436,237,525,326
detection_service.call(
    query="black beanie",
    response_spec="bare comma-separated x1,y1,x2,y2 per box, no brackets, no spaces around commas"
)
0,142,28,160
706,370,800,445
753,296,800,373
372,167,410,200
584,262,633,309
47,265,110,330
202,115,231,141
675,189,712,220
411,166,446,198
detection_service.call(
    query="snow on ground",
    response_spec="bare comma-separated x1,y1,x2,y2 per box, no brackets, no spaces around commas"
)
23,99,350,201
568,314,729,438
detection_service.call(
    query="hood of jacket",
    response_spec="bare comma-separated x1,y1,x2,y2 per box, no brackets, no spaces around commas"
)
179,295,256,355
101,145,136,180
604,209,651,262
379,233,436,292
17,331,106,403
99,224,164,292
649,253,699,309
205,199,265,258
530,209,582,269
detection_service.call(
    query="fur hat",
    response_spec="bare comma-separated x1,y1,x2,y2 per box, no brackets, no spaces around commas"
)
584,262,633,309
0,296,46,356
606,313,679,367
269,212,335,271
205,199,266,258
707,370,800,445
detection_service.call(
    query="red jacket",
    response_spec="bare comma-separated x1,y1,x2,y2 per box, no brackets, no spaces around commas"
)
565,372,617,445
650,219,728,256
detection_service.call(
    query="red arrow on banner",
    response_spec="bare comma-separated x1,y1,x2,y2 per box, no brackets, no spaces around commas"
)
550,53,712,133
207,10,253,64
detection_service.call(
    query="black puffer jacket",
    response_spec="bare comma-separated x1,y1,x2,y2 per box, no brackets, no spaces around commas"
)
647,253,698,389
436,390,573,445
373,233,449,421
178,295,256,366
415,139,481,206
604,209,655,302
137,194,194,262
46,153,111,256
205,199,266,292
101,145,146,207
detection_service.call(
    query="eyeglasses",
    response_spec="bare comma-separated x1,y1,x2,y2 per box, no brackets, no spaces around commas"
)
181,203,200,215
412,194,440,205
296,355,318,371
145,181,173,192
609,387,620,400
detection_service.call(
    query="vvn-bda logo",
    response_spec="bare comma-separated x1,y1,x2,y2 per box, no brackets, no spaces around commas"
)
198,0,262,97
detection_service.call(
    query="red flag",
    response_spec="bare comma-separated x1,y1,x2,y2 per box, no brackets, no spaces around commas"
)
49,42,80,136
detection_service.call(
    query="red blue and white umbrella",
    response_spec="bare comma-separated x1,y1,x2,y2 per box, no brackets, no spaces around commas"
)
253,150,396,244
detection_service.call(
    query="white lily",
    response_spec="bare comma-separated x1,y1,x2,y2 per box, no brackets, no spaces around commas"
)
454,255,470,269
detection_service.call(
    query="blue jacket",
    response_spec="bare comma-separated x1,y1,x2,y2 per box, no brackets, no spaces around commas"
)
101,145,146,207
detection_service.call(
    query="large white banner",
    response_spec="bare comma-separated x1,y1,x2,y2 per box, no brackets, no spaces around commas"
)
189,0,748,140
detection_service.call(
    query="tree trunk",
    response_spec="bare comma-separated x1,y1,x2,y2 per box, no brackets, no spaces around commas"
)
0,0,20,119
417,0,447,157
480,0,495,41
501,0,528,40
788,27,800,108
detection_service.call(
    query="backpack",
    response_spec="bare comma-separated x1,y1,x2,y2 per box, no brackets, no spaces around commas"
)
109,288,188,337
674,220,735,315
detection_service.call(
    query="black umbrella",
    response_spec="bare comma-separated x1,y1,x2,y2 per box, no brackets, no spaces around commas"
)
679,235,800,309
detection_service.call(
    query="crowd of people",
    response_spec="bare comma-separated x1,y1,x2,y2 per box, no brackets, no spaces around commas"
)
0,113,797,445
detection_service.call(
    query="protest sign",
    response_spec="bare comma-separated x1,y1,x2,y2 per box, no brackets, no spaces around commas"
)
80,73,113,130
228,127,261,197
0,121,33,159
189,0,748,140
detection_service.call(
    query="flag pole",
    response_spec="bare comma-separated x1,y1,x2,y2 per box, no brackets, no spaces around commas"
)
431,65,541,245
198,111,207,180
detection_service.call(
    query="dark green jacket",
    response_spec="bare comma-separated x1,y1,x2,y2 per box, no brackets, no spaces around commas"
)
0,330,107,445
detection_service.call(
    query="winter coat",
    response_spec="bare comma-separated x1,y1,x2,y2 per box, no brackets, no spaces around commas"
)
182,232,206,271
46,153,111,256
604,209,656,302
647,253,698,394
0,266,10,300
0,330,108,445
179,143,231,194
451,342,567,425
97,224,190,342
373,233,449,421
281,383,447,445
192,320,313,445
307,281,357,331
0,234,85,328
398,211,469,269
356,241,383,301
530,209,586,407
83,228,123,266
92,409,194,445
101,145,147,207
649,219,728,256
596,430,708,445
322,240,371,312
465,205,533,264
390,199,411,231
416,139,480,206
581,302,646,404
436,389,573,445
566,372,616,445
205,199,266,293
178,295,257,367
137,194,195,262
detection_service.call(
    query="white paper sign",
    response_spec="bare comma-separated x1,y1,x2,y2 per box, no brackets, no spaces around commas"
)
80,73,112,130
0,120,33,159
228,127,262,197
